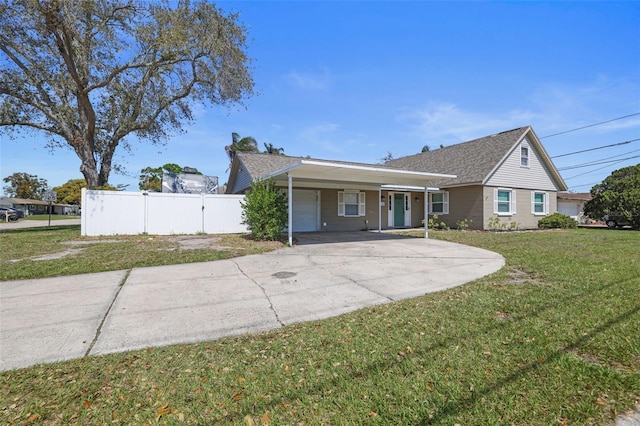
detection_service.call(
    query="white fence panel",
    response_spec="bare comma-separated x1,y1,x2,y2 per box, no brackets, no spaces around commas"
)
146,192,204,235
81,189,145,236
203,195,248,233
81,189,247,236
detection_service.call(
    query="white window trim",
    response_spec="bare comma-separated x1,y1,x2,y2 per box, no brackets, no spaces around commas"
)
531,191,549,215
494,188,516,216
520,145,530,168
428,191,449,214
338,190,366,217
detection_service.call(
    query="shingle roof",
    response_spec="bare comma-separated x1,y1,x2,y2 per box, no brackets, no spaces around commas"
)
236,152,412,181
386,126,530,187
557,192,591,201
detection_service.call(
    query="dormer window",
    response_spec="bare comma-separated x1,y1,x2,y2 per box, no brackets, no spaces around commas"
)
520,146,529,167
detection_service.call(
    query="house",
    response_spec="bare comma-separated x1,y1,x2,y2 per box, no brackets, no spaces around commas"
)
387,126,568,230
226,153,456,243
557,192,591,224
0,197,77,215
226,125,567,239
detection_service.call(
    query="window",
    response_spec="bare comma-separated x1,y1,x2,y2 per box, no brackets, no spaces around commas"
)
428,191,449,214
338,191,365,217
521,146,529,167
494,188,516,215
531,191,548,215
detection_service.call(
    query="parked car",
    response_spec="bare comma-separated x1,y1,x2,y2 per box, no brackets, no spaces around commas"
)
604,214,631,229
0,207,20,221
9,208,24,219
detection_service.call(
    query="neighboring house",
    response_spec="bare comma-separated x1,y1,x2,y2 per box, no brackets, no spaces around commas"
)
0,197,77,215
226,125,567,237
557,192,591,224
387,126,568,230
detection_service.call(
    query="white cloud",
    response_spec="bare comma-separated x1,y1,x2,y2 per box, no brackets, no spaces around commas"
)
285,69,331,91
398,102,538,146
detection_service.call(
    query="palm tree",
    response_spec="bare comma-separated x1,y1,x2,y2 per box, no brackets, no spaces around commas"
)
225,132,259,163
263,142,285,155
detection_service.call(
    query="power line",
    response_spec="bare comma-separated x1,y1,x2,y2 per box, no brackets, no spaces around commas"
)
558,149,640,171
540,113,640,139
563,156,639,180
552,138,640,158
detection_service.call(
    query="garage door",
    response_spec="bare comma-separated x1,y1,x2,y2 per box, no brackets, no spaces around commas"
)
292,190,320,232
558,201,578,218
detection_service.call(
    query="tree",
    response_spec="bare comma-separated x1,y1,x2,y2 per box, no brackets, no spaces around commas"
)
1,0,254,188
139,163,184,191
2,172,48,199
240,179,288,241
53,179,86,205
378,151,394,164
263,142,284,155
583,164,640,229
225,132,259,164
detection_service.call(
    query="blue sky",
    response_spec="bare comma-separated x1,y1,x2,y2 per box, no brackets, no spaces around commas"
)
1,1,639,194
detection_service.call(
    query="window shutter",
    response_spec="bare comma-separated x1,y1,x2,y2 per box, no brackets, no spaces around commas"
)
493,188,499,214
511,190,517,214
338,191,345,216
358,192,366,216
545,193,549,214
443,191,449,214
530,191,535,214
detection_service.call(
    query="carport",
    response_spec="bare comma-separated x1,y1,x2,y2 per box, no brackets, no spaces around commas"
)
262,159,456,245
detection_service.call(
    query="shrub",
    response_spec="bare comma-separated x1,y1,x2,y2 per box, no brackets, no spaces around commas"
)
456,218,472,230
428,214,449,230
241,179,288,241
538,213,577,229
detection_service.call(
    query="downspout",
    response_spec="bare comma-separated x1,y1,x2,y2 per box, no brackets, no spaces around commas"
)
288,173,293,246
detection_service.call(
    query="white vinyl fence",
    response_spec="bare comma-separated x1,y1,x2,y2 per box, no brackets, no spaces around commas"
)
81,189,247,236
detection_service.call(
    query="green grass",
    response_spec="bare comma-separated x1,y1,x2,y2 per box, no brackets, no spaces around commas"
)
0,225,284,280
23,214,81,221
1,229,639,425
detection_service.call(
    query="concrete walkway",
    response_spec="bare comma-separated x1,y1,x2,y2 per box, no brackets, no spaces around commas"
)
0,232,504,371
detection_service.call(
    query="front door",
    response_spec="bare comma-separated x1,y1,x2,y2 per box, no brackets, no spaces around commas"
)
393,193,404,227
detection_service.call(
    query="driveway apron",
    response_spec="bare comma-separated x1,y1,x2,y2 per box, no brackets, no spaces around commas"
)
0,232,504,371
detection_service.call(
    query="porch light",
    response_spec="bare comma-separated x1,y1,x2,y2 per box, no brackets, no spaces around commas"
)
414,196,420,203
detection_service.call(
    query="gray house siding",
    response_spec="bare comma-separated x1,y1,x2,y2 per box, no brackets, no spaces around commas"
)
444,186,485,230
485,138,559,191
319,189,381,232
482,186,559,230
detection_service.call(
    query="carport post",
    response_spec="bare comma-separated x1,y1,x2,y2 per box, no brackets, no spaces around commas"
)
424,185,429,239
288,173,293,246
378,187,382,233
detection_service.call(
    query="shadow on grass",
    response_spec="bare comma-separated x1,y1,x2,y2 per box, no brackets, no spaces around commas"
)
240,274,638,424
0,224,80,234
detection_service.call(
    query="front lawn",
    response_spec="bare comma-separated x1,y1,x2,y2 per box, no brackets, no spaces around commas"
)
1,229,638,425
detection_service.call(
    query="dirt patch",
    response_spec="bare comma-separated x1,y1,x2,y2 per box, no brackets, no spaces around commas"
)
164,235,234,251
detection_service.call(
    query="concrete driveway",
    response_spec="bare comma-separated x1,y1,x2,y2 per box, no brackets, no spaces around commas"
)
0,232,504,371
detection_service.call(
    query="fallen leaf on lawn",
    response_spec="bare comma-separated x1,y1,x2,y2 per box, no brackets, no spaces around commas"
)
233,391,243,402
244,414,256,425
156,403,171,421
27,414,41,422
84,400,91,409
238,376,246,382
369,411,378,418
261,411,271,423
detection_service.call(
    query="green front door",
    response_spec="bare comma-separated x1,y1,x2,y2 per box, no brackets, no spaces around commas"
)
394,194,404,227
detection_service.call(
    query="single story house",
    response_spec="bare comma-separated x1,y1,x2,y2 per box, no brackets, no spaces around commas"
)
557,192,592,224
226,125,567,240
0,197,77,215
